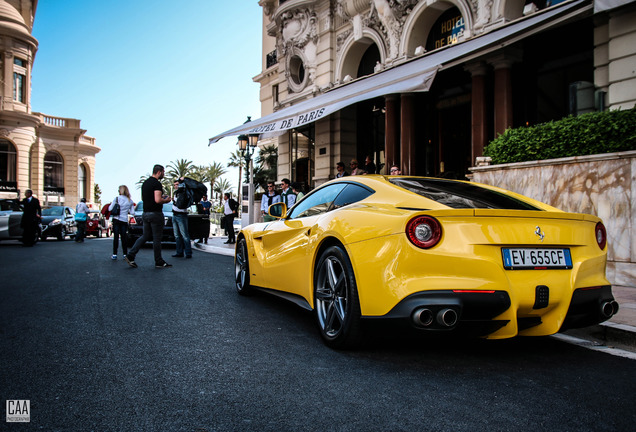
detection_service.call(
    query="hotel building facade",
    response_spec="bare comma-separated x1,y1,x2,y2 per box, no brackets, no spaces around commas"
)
0,0,99,207
211,0,635,191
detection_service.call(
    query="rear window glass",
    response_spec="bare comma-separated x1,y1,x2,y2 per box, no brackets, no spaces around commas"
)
389,178,541,210
134,201,173,212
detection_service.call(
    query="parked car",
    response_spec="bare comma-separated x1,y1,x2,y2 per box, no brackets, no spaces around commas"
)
234,175,617,349
40,206,77,241
127,201,209,246
86,210,111,237
0,198,41,244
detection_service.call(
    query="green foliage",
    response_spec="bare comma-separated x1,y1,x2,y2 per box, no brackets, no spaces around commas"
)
484,108,636,164
166,158,194,180
94,183,102,204
252,144,278,187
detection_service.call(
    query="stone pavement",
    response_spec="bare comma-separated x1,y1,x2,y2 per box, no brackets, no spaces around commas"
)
193,235,636,350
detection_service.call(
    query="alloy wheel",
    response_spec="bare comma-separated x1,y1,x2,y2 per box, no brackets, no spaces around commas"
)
235,238,251,295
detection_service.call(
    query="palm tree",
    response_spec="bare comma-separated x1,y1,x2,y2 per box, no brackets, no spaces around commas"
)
227,150,245,199
213,177,233,206
166,158,194,181
203,161,227,198
253,144,278,188
135,173,172,196
189,165,207,183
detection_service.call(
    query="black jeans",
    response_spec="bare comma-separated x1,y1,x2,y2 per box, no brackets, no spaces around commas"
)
224,213,235,243
75,221,86,242
128,212,165,264
112,219,129,255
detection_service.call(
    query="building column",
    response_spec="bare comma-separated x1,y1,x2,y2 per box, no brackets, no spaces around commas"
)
489,55,516,136
384,94,400,169
400,93,415,175
465,62,488,166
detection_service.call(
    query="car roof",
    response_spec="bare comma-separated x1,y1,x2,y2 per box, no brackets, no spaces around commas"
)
318,175,553,211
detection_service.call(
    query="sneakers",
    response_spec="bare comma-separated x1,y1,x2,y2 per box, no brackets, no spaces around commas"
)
155,261,172,268
125,255,138,268
111,254,117,260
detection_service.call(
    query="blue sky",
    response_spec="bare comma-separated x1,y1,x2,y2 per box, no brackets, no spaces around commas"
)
31,1,263,203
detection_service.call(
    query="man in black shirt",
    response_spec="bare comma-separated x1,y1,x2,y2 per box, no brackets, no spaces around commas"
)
125,164,173,268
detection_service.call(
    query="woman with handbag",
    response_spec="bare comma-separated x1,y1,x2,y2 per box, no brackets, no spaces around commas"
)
109,185,135,260
75,198,90,243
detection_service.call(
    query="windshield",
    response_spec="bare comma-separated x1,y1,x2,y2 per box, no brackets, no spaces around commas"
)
135,201,173,212
390,178,540,210
42,207,64,216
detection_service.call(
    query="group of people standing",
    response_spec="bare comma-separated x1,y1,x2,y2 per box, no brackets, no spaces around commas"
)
260,178,304,222
336,156,401,177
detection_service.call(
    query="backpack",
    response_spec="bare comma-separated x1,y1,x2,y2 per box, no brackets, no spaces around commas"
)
182,177,208,204
175,187,194,209
229,198,239,213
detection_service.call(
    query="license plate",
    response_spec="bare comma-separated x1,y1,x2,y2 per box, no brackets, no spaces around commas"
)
502,248,572,270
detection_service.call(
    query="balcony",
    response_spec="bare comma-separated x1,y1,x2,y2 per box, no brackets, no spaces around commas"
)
34,112,82,129
266,50,278,69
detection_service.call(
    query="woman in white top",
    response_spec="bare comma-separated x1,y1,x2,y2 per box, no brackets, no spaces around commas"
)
75,198,90,243
109,185,135,260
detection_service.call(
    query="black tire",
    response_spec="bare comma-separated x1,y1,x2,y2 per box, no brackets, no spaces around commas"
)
57,227,66,241
314,245,363,349
235,237,252,295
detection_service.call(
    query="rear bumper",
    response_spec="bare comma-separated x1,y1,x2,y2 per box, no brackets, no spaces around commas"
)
367,286,617,338
560,285,617,331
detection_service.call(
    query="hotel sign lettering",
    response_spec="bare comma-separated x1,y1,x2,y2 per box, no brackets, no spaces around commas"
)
428,9,465,50
247,108,326,134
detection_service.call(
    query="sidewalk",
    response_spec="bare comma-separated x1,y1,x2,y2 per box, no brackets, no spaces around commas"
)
193,235,636,349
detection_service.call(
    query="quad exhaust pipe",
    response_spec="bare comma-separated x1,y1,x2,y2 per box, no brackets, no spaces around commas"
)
436,308,459,327
600,300,619,319
412,307,459,328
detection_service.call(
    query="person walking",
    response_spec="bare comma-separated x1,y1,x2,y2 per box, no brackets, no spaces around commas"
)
172,178,193,258
223,192,238,244
75,198,90,243
109,185,135,260
197,195,211,244
20,189,41,246
125,164,172,269
261,181,281,222
280,178,296,209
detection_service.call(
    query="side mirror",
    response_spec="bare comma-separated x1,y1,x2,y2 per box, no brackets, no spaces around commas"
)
268,202,287,219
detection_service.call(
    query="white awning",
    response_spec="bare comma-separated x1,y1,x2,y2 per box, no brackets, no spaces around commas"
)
209,0,591,144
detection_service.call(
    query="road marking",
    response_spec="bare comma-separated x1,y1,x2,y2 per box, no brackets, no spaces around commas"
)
551,333,636,360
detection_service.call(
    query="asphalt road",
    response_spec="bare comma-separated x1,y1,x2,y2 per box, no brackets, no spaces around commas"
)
1,238,635,431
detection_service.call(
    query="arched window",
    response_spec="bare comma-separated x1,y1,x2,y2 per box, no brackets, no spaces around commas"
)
0,139,17,192
44,151,64,192
78,164,87,200
425,7,465,52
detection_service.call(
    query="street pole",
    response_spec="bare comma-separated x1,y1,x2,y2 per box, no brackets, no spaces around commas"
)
237,116,259,227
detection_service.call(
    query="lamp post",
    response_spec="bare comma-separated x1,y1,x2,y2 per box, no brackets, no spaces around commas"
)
237,116,259,225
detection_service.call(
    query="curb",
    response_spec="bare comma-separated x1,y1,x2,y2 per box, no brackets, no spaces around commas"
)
564,321,636,351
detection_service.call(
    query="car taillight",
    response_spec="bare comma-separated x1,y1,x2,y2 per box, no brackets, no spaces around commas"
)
406,216,442,249
595,222,607,250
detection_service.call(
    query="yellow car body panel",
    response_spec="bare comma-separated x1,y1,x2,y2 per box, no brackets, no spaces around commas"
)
237,175,613,340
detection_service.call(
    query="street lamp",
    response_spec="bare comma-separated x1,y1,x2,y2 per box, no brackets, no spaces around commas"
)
237,116,259,225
